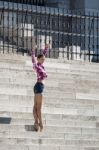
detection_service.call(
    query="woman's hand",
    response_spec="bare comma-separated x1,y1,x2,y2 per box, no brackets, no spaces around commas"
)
32,45,37,51
45,44,49,49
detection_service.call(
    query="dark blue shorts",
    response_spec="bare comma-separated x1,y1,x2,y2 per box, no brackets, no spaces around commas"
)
34,82,44,94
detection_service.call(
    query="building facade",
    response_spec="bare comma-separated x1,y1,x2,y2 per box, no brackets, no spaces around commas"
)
0,0,99,61
46,0,99,12
46,0,70,9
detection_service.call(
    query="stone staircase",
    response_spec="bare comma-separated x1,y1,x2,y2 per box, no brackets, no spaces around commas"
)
0,53,99,150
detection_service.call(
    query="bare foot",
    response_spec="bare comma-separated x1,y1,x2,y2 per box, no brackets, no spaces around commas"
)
39,123,43,132
33,123,39,132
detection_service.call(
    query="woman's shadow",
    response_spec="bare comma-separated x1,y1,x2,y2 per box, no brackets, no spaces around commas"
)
25,125,37,132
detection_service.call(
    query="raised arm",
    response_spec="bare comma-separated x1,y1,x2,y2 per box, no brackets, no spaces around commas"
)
32,49,36,63
42,44,49,56
31,46,37,70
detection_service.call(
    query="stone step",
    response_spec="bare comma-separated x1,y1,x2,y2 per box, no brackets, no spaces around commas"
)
0,97,95,110
2,144,98,150
0,104,77,115
0,124,82,133
0,82,99,95
0,130,64,139
0,117,97,128
0,144,59,150
0,76,99,88
1,89,99,104
0,73,74,82
0,80,74,89
0,60,99,78
0,137,99,147
0,76,98,92
0,82,99,97
76,93,99,101
0,81,99,95
0,64,99,78
0,78,75,88
0,83,76,94
1,53,99,71
0,70,99,85
60,146,99,150
0,96,96,110
0,72,75,82
0,104,99,118
0,130,99,141
1,93,99,106
0,68,75,80
0,111,99,122
1,124,99,135
0,68,99,87
0,144,94,150
1,53,99,74
0,67,99,80
0,81,74,91
0,144,97,150
0,87,76,99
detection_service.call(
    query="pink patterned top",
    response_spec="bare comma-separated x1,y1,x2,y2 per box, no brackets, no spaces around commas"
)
32,48,48,81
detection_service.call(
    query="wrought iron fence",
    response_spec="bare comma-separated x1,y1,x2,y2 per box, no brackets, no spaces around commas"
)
0,0,99,62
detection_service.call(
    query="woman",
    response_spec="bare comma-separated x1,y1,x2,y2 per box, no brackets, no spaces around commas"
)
32,44,48,132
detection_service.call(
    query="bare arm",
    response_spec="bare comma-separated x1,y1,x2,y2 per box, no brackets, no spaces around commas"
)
42,44,49,56
31,46,37,69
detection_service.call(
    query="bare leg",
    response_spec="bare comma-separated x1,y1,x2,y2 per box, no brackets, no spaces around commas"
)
33,95,39,130
35,94,43,132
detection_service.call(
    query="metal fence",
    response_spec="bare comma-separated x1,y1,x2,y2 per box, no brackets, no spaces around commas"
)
0,1,99,62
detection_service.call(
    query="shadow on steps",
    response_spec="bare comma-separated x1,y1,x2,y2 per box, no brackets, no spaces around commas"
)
0,117,11,124
25,125,37,132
